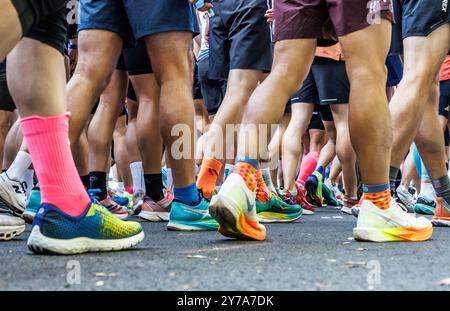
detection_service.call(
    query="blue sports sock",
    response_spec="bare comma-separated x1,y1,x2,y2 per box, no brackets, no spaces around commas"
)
174,183,200,206
316,166,324,175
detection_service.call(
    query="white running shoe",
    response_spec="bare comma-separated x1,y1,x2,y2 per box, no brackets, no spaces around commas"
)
395,185,415,213
0,214,25,240
353,199,432,242
0,172,28,215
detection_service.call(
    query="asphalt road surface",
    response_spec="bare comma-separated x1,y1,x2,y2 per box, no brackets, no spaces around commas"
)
1,207,449,291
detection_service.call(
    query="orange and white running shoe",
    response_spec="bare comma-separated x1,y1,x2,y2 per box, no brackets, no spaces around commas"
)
353,199,433,242
431,197,450,227
209,173,266,241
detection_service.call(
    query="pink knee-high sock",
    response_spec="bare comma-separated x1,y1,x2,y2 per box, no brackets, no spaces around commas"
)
296,151,320,188
20,114,91,217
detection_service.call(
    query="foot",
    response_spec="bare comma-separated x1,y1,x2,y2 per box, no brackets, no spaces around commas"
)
138,189,173,222
22,188,41,224
88,189,129,220
431,197,450,227
414,194,436,215
0,172,27,215
256,193,302,223
341,196,359,216
283,187,315,215
27,203,144,254
0,214,25,241
132,189,145,215
305,171,324,207
322,182,339,207
209,173,266,241
395,185,415,213
353,199,433,242
167,197,218,231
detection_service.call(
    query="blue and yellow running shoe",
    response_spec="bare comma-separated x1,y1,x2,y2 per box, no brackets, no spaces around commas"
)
22,188,41,224
27,203,144,254
167,198,218,231
414,194,436,215
305,171,324,207
256,193,302,223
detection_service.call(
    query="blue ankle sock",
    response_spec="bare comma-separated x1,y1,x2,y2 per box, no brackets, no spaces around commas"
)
316,166,324,175
174,183,200,206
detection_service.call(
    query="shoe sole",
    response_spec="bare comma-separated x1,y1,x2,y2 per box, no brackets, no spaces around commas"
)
27,226,144,255
257,211,302,223
415,204,435,215
0,183,25,216
138,211,169,222
209,194,266,241
166,218,218,231
22,211,36,224
0,225,25,241
353,226,433,242
431,218,450,227
301,209,314,215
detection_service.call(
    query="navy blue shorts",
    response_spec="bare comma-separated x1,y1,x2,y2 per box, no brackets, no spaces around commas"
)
389,0,403,55
289,57,349,111
79,0,199,46
208,0,272,80
308,107,325,131
399,0,450,39
439,79,450,119
122,42,152,76
386,54,403,87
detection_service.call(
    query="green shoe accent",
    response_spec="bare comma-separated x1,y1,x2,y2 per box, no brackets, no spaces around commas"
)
256,194,302,223
322,183,339,206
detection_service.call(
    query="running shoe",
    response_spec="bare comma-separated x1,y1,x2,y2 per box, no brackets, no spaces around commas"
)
209,173,266,240
332,185,345,206
353,199,433,242
0,172,28,215
88,189,129,220
123,191,134,210
27,203,144,254
414,194,436,215
283,187,315,215
138,189,173,222
395,185,415,213
305,171,324,207
167,197,218,231
0,214,25,241
256,193,302,223
431,197,450,227
132,189,145,215
341,196,359,216
22,188,41,224
108,189,131,210
322,182,339,207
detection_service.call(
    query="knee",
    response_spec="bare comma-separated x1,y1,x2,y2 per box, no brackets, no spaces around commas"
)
73,58,115,92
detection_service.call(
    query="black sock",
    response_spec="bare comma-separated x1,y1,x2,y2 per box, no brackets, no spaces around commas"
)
89,171,107,200
432,175,450,205
144,173,164,201
389,166,399,192
81,174,90,190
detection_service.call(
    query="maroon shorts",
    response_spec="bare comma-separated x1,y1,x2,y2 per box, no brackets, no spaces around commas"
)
273,0,393,41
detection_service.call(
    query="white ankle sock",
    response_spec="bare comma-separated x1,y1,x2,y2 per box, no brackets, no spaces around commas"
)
6,151,32,181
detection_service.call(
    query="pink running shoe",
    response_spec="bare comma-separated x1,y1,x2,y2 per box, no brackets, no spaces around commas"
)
138,189,174,222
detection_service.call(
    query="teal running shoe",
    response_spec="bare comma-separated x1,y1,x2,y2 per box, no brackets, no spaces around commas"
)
322,183,339,207
256,193,302,223
305,171,324,207
27,202,144,254
415,195,436,215
167,198,218,231
108,189,130,208
22,189,41,224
